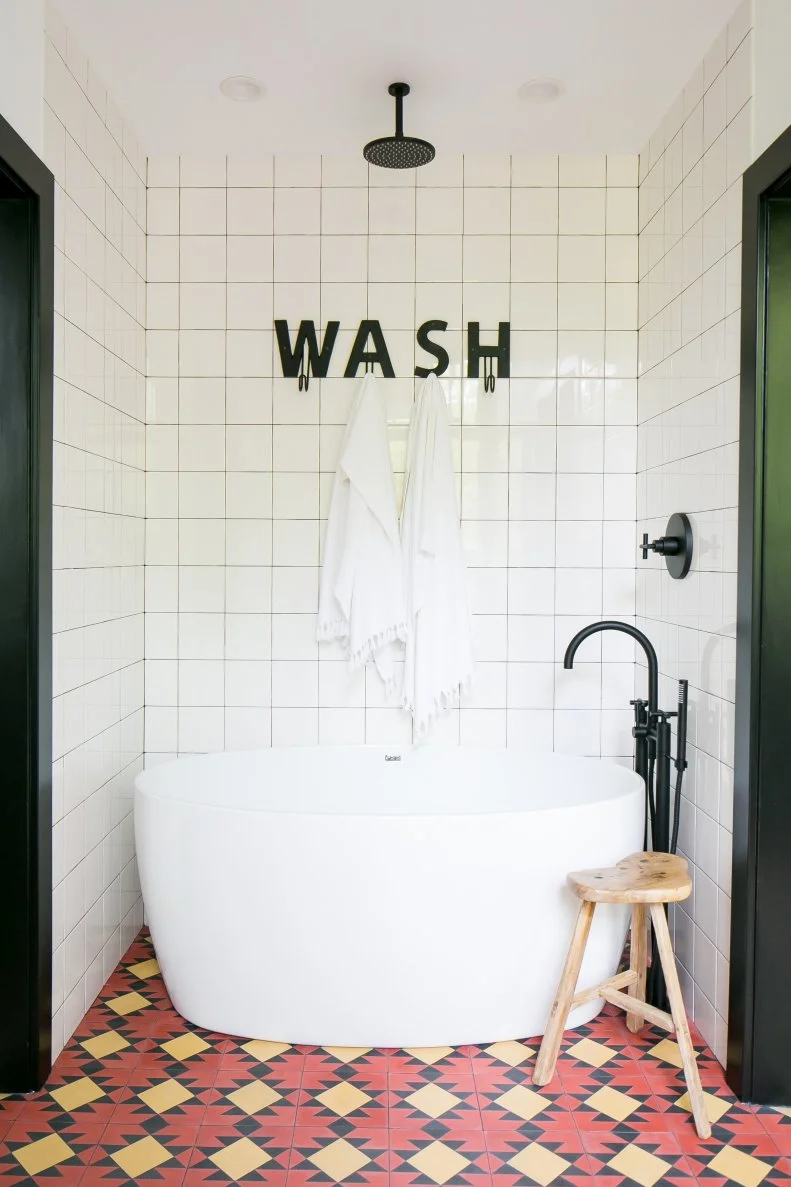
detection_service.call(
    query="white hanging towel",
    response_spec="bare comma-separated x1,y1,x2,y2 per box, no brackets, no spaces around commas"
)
401,373,475,732
317,372,407,691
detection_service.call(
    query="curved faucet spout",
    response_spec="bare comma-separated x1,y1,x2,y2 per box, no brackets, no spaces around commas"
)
563,619,659,716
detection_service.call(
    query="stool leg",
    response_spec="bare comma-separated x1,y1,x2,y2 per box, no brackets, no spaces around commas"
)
649,903,711,1140
533,900,595,1086
626,902,647,1033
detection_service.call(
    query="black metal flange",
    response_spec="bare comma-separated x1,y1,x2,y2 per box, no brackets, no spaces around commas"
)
640,512,693,580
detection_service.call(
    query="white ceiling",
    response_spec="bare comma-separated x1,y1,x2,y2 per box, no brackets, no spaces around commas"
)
55,0,741,157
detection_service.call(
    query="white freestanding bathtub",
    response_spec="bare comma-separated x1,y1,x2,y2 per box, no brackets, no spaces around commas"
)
135,747,643,1047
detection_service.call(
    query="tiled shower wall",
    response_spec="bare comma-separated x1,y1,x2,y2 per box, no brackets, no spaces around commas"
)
43,6,146,1056
636,0,752,1063
143,153,641,760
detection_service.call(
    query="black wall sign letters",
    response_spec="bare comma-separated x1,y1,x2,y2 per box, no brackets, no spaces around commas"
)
274,319,511,392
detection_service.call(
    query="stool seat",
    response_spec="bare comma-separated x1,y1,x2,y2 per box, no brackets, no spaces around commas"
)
533,850,711,1140
568,851,692,904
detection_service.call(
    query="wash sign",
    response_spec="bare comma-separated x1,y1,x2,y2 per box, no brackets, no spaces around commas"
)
275,319,510,392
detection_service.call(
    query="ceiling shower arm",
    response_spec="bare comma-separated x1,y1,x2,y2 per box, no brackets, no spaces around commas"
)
389,81,409,137
394,90,404,136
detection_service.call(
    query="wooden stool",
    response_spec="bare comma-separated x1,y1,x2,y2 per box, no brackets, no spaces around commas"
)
533,852,711,1140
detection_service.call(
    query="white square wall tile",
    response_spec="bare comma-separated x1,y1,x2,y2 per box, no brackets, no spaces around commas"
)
511,156,558,187
274,236,320,282
147,189,179,234
464,188,510,234
559,156,607,187
180,236,226,282
275,154,322,187
322,187,369,234
180,283,226,329
180,188,226,235
228,236,274,281
559,189,606,234
227,156,274,186
369,235,416,282
369,187,416,234
416,188,463,235
228,188,274,234
463,154,511,187
274,187,320,235
180,155,227,186
321,155,369,187
463,236,510,282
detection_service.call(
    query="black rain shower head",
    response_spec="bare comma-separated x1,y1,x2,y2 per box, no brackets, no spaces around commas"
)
363,82,435,169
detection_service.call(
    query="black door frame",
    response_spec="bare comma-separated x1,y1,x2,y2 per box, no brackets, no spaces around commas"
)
0,111,54,1092
729,122,791,1102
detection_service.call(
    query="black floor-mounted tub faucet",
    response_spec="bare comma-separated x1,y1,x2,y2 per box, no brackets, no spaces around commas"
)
564,619,689,1008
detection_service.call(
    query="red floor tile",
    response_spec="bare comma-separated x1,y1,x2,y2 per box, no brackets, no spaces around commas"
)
389,1072,481,1134
287,1125,390,1187
203,1067,301,1129
388,1049,474,1077
476,1072,575,1136
582,1129,699,1184
302,1046,391,1074
185,1122,292,1185
7,927,791,1186
0,1121,106,1184
81,1119,199,1184
297,1071,388,1130
486,1127,593,1185
389,1128,491,1187
676,1129,791,1182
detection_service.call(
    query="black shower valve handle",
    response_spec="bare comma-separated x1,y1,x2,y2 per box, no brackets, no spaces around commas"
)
639,514,693,579
640,532,681,559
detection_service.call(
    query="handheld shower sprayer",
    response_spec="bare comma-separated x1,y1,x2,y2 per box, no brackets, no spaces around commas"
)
563,620,690,1009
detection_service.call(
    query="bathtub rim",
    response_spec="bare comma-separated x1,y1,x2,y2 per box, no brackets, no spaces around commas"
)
134,746,645,820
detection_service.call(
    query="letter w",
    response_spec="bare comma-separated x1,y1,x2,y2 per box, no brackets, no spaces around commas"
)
274,320,339,379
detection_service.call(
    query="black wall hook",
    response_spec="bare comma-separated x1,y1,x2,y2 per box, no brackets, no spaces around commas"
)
298,338,311,391
483,355,495,393
640,512,693,579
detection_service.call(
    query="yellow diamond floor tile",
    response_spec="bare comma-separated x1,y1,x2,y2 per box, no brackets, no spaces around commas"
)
0,928,789,1185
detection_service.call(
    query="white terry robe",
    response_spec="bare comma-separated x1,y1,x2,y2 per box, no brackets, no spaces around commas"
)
317,373,407,691
400,373,475,732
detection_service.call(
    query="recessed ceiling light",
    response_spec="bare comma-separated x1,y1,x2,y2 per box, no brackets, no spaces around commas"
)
517,78,564,104
219,76,265,102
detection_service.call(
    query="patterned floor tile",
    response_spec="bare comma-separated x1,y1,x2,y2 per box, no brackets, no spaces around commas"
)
302,1046,391,1074
15,1070,129,1126
582,1131,699,1185
389,1074,481,1135
185,1124,292,1184
390,1129,491,1187
110,1076,213,1130
754,1109,791,1153
556,1060,653,1099
56,1030,144,1077
204,1068,301,1129
649,1082,767,1139
476,1075,574,1137
287,1126,390,1186
389,1049,475,1078
81,1120,199,1184
296,1072,388,1131
566,1082,660,1135
220,1040,307,1077
467,1043,536,1076
676,1131,790,1184
0,1121,106,1184
7,927,791,1185
0,1094,33,1124
486,1129,592,1186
